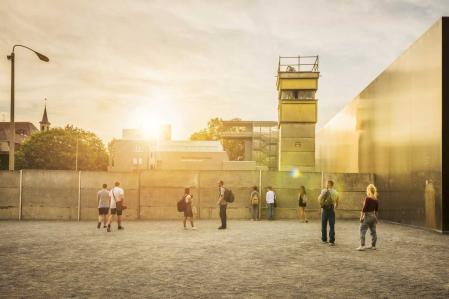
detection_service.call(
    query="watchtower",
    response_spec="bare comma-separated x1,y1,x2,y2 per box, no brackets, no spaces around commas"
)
277,56,319,171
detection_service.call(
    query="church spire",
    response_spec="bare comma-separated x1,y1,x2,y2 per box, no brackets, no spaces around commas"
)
40,98,50,132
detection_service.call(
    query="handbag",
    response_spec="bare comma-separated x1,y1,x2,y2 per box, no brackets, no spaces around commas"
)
112,189,127,210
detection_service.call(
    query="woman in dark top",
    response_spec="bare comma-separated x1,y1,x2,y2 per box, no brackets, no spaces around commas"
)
183,188,196,230
357,184,379,251
297,186,308,223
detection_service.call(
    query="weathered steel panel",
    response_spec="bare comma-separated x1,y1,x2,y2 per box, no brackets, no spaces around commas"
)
317,18,446,230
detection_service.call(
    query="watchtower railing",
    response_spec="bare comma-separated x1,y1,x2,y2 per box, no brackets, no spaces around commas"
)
278,55,319,72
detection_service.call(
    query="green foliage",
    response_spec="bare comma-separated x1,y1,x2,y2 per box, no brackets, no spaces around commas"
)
16,125,108,170
190,117,245,160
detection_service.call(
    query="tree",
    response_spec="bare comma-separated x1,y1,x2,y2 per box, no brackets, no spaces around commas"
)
190,117,245,160
16,125,109,170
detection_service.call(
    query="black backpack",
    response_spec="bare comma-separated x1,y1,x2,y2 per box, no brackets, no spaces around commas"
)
320,190,333,209
224,188,235,203
177,196,186,212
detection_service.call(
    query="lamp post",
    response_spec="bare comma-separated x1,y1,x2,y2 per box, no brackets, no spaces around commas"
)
7,45,49,171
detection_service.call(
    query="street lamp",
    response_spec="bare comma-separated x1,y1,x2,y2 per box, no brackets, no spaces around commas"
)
7,45,49,171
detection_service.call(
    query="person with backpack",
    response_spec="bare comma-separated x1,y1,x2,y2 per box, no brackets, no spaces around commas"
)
217,180,227,229
249,186,260,221
297,185,308,223
356,184,379,251
182,188,196,230
265,186,276,220
318,180,339,246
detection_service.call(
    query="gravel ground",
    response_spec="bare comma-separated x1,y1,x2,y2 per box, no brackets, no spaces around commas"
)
1,219,449,298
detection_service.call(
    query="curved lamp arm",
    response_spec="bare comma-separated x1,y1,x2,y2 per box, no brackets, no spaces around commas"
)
11,44,49,62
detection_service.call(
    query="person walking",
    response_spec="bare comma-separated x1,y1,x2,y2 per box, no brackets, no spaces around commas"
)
97,184,110,229
107,181,125,232
318,180,339,246
356,184,379,251
250,186,260,221
217,180,227,229
298,186,308,223
266,186,275,220
183,188,196,230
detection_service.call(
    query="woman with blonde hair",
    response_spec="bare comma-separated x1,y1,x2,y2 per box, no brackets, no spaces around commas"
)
356,184,379,251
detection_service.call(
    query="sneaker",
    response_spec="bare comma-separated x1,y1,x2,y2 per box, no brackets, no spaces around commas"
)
97,222,101,229
367,245,377,250
356,245,366,251
118,226,124,230
321,240,328,244
218,227,226,230
183,227,188,230
191,227,197,230
329,242,336,246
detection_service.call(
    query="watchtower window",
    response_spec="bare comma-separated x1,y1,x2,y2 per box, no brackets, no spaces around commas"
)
281,90,315,100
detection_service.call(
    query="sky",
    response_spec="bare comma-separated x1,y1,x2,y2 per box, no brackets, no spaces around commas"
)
0,0,448,143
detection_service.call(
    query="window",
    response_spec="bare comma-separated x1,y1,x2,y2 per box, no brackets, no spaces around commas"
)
281,90,315,100
134,145,143,153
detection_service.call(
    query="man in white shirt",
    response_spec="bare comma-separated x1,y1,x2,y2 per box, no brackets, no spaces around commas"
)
266,186,275,220
107,181,125,232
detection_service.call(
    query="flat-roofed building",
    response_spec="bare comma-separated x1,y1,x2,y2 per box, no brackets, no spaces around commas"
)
221,120,278,170
155,140,229,170
108,130,232,171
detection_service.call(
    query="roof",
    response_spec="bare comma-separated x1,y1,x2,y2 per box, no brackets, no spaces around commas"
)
40,105,50,124
156,140,224,152
221,120,277,127
0,122,38,147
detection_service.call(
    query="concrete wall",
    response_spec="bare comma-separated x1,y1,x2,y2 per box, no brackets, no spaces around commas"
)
0,170,373,221
0,171,20,219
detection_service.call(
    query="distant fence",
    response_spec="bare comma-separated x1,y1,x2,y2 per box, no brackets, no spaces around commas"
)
0,170,374,221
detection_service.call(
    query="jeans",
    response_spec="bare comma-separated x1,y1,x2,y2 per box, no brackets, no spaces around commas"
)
251,204,259,220
321,208,335,243
360,212,377,246
219,205,227,228
267,203,274,220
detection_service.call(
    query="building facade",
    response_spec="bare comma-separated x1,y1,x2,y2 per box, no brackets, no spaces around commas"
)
0,104,49,170
221,120,278,170
108,129,234,171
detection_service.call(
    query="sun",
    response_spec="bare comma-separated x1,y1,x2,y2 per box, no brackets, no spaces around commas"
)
134,111,162,139
141,118,162,139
